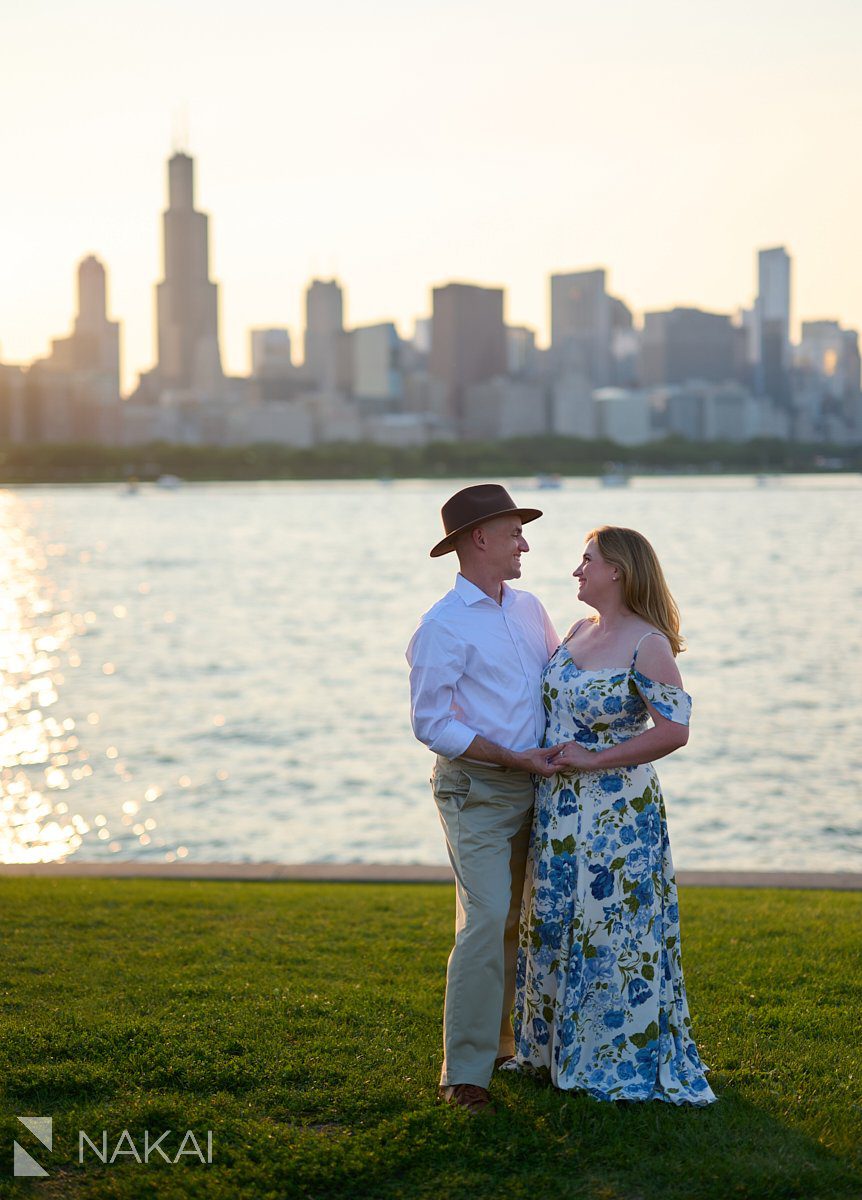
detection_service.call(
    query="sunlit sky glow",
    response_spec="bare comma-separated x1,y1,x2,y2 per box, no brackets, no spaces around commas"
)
2,0,861,392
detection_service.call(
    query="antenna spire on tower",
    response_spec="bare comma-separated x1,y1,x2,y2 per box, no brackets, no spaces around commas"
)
171,103,190,154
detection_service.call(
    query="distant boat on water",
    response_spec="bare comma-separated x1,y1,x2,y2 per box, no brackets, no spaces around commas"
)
156,474,182,489
600,470,630,488
536,474,563,489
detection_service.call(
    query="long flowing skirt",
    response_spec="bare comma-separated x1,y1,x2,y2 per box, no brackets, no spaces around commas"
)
513,762,716,1105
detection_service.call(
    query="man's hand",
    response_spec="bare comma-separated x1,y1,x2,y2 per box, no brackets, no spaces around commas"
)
461,735,568,774
518,745,566,777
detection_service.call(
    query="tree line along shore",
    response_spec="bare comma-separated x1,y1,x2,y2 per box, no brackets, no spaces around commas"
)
0,436,859,484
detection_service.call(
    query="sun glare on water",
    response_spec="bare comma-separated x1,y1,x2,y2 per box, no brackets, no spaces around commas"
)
0,492,172,863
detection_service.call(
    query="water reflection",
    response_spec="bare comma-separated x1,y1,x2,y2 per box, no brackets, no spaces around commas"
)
1,478,859,870
0,491,166,863
0,495,85,860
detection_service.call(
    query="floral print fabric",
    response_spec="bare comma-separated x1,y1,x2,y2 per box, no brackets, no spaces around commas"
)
513,638,716,1104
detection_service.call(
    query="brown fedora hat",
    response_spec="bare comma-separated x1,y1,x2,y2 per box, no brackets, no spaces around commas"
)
430,483,543,558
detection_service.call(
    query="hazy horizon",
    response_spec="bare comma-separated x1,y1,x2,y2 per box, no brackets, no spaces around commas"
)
3,0,861,392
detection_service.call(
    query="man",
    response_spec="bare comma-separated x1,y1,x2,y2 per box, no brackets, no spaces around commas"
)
406,483,561,1115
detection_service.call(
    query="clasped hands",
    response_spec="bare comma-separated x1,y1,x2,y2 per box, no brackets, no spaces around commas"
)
520,741,598,778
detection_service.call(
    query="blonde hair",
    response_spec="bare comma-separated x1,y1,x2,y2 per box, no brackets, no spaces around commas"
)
586,525,685,656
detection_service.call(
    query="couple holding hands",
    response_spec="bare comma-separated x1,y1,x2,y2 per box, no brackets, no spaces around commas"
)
406,483,716,1115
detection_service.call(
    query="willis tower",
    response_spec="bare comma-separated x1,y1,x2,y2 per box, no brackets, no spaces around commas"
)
144,151,223,398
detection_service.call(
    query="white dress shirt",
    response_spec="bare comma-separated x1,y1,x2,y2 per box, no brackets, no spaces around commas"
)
406,573,559,760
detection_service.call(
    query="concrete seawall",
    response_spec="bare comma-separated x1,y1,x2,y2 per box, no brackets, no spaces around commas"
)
0,862,860,889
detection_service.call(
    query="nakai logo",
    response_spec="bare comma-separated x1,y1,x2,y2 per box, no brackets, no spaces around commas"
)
13,1117,52,1177
12,1118,214,1175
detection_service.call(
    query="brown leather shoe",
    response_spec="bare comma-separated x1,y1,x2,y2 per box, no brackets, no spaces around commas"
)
437,1083,496,1115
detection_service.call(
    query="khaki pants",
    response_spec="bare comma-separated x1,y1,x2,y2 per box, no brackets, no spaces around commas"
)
431,754,534,1089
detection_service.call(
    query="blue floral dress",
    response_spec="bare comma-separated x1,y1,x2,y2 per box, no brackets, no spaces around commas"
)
512,631,716,1105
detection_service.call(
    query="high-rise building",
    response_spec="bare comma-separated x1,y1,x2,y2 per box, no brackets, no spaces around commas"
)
0,362,26,442
593,388,652,445
506,325,537,377
755,246,791,402
429,282,506,424
351,322,402,407
303,279,345,389
155,152,223,394
737,306,758,375
412,317,432,356
550,374,596,439
75,256,120,374
249,328,303,402
640,307,743,387
799,320,861,400
550,269,612,386
609,296,638,386
49,255,120,382
23,254,121,442
462,378,547,440
251,329,292,376
658,381,764,442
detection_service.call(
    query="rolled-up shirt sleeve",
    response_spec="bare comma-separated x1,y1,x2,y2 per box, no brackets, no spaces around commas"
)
406,619,476,759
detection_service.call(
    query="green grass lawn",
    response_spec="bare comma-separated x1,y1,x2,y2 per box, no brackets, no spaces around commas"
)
0,880,860,1200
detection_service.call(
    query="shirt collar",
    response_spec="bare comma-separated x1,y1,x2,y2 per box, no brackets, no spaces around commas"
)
454,573,511,607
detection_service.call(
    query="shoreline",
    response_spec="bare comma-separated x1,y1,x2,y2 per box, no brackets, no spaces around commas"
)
1,469,861,488
0,862,859,889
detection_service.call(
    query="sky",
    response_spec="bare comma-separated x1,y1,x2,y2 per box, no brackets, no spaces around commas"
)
2,0,861,393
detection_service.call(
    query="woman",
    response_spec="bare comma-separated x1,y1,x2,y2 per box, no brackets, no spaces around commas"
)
511,526,715,1104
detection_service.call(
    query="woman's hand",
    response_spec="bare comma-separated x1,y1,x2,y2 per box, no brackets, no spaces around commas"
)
518,744,568,778
551,741,600,771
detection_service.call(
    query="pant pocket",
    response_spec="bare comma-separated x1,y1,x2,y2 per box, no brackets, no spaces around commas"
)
432,762,473,811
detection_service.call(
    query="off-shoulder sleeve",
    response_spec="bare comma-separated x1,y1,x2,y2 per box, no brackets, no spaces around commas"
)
631,669,692,726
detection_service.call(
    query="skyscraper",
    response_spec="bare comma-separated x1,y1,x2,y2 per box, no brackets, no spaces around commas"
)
155,152,223,394
550,268,612,386
506,325,537,377
429,282,506,425
755,246,791,402
799,320,861,400
251,329,292,377
640,307,743,387
250,329,302,402
303,279,345,389
24,255,121,442
351,322,402,406
50,255,120,382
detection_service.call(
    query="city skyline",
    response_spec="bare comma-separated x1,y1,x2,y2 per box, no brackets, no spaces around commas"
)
3,0,861,392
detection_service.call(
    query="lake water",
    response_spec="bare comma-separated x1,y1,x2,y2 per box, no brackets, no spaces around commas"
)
1,475,860,871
